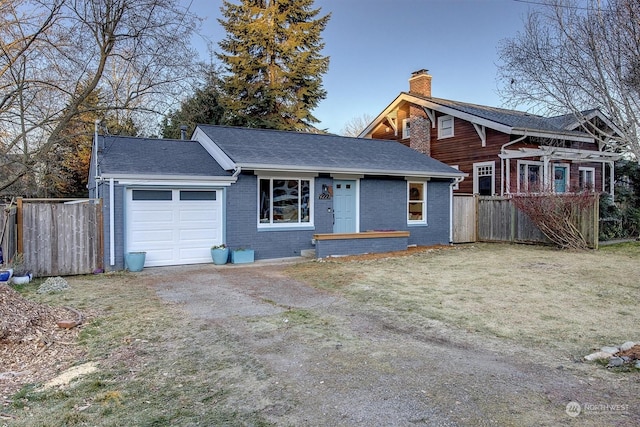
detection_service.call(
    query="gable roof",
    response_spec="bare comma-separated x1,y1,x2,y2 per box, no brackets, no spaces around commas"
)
360,92,602,143
193,125,464,179
96,135,231,179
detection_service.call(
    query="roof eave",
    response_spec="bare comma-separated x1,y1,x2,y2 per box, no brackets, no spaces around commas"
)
98,173,236,183
238,163,465,179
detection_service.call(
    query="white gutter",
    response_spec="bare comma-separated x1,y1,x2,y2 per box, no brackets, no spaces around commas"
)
109,178,115,266
237,163,465,180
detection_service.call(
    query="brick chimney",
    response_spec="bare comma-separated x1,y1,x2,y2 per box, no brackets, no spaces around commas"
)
409,69,432,97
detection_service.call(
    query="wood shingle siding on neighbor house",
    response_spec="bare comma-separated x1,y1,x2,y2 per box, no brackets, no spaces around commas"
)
360,70,621,198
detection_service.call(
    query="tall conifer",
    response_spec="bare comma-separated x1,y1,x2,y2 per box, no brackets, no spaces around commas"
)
217,0,330,130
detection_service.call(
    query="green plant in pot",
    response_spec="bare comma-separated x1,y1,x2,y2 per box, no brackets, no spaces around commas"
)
211,244,229,265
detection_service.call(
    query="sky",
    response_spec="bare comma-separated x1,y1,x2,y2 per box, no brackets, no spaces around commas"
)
186,0,538,134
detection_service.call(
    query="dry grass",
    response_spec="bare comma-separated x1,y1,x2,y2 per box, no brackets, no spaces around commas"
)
289,243,640,355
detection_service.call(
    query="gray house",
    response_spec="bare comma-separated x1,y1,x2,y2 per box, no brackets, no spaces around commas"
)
89,125,464,270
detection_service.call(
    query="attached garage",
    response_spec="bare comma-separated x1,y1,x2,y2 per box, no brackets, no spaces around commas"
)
126,188,224,267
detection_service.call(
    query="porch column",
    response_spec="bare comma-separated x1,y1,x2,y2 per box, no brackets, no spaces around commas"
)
543,156,550,191
609,161,615,200
505,158,511,194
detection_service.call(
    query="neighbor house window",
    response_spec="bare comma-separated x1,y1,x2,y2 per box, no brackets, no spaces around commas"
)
438,115,454,139
259,178,312,227
473,161,495,195
402,118,411,139
407,181,427,224
518,161,543,193
579,167,595,191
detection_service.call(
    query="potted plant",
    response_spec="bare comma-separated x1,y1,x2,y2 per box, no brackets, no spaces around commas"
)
210,244,229,265
125,251,146,272
231,247,254,264
10,253,31,284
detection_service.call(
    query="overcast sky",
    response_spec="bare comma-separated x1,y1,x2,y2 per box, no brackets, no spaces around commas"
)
187,0,537,134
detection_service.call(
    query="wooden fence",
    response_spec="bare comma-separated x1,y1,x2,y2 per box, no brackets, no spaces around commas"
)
453,195,599,248
452,195,477,243
11,199,103,277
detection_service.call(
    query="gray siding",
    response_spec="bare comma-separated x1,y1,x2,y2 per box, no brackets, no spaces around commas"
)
226,174,452,261
225,174,334,260
360,178,452,246
96,180,126,271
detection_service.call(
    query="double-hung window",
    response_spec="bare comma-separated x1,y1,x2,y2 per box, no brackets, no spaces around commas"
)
579,167,595,191
402,118,411,139
407,181,427,224
438,115,454,139
518,161,543,193
259,177,312,228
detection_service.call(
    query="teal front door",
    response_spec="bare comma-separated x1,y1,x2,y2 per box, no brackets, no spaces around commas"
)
554,166,567,193
333,180,357,233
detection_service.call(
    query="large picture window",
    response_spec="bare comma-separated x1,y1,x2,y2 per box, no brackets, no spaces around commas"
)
407,181,427,224
259,178,312,227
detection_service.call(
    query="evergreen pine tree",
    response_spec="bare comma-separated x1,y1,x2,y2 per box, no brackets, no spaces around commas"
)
217,0,330,131
162,70,226,139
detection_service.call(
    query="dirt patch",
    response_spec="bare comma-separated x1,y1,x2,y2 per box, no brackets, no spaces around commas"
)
0,284,87,398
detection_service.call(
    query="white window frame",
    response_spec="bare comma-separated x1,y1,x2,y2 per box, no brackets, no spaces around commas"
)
473,161,495,195
517,160,543,193
258,176,314,229
437,115,454,139
552,163,570,193
579,166,596,191
407,181,427,225
402,118,410,139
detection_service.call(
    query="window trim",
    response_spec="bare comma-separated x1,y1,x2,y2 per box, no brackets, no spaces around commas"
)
579,166,596,191
473,161,495,195
437,115,454,139
407,181,427,225
517,160,543,193
402,118,410,139
257,176,314,229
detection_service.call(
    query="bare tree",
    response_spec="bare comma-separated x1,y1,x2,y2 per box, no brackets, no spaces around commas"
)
341,113,374,137
497,0,640,158
0,0,200,195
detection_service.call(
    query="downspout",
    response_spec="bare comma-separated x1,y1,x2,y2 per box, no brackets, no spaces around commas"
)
449,176,464,244
109,178,115,266
500,133,528,195
232,165,242,178
94,120,100,185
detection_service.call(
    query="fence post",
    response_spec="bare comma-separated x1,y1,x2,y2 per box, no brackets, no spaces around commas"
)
16,197,23,256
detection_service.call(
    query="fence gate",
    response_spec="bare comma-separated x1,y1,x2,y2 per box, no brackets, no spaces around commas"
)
453,195,477,243
19,199,103,277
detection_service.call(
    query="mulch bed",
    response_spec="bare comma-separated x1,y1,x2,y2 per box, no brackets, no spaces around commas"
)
0,285,87,399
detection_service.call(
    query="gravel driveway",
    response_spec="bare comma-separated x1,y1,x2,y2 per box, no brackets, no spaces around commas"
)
145,261,636,426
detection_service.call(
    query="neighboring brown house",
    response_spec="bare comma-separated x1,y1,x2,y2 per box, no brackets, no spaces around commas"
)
359,69,621,197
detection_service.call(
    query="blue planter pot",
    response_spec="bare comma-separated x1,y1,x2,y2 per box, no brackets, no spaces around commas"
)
211,248,229,265
125,252,146,272
231,249,254,264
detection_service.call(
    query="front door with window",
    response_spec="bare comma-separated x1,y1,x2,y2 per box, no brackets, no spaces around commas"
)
333,180,357,233
554,165,568,193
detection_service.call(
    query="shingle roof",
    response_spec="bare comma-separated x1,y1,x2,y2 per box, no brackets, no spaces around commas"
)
196,125,463,177
407,93,592,137
98,135,230,177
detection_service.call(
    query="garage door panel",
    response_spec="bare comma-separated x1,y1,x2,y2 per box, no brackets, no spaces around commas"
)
126,189,223,267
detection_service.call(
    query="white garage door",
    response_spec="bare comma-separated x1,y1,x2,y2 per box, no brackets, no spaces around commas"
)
126,189,223,267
